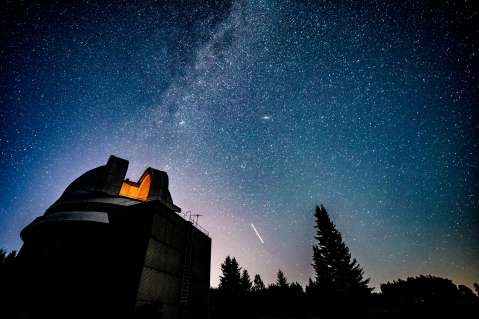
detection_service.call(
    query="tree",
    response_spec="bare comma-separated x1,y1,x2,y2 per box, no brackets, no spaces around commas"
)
252,274,265,292
290,282,304,294
305,278,315,295
4,250,16,264
380,275,479,316
0,248,6,264
0,249,16,266
216,256,245,318
239,269,252,292
218,255,241,294
310,205,371,298
276,269,288,288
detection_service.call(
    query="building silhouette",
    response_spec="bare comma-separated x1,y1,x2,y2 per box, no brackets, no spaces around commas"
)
16,155,211,319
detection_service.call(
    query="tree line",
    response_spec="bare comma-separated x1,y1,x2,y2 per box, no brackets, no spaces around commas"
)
1,205,478,318
210,205,479,318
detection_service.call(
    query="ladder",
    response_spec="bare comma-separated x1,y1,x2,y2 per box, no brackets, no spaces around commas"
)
179,223,194,305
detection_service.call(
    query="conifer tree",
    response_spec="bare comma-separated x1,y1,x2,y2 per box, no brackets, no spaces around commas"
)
217,256,248,318
240,269,252,292
311,205,371,296
218,255,241,294
276,269,288,288
252,274,265,292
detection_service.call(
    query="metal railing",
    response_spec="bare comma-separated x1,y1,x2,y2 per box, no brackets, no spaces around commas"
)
178,210,209,236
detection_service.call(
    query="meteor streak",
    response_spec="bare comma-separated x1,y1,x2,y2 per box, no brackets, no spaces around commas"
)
250,223,264,244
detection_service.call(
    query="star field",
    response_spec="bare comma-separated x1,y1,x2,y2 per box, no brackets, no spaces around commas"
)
0,1,478,289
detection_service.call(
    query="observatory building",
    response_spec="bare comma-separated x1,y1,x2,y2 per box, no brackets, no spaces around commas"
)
16,156,211,319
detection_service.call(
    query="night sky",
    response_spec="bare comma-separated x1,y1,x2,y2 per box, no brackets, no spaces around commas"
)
1,1,478,289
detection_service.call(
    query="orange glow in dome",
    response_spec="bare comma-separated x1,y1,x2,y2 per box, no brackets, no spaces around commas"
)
119,174,151,201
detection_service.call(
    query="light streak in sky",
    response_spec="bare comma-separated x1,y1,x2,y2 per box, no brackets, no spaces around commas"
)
250,223,264,244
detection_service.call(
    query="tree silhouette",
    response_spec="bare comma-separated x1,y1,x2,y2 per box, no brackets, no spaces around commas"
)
252,274,265,292
380,275,479,316
239,269,252,292
264,269,307,317
0,249,16,266
265,270,290,316
215,256,246,318
276,269,288,288
309,205,371,315
218,255,241,295
0,248,6,263
290,282,303,294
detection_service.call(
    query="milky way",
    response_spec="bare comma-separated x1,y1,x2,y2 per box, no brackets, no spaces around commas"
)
1,1,478,289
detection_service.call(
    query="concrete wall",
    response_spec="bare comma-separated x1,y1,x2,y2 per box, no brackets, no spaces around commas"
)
135,209,211,319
